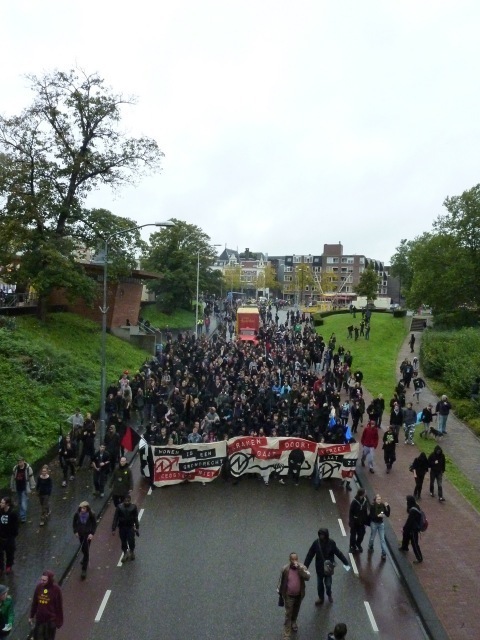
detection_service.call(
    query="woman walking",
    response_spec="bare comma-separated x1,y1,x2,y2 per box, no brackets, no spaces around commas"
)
36,465,52,527
368,494,390,560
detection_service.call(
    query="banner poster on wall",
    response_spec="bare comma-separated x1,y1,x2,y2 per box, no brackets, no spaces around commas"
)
227,436,318,479
152,441,227,487
317,442,359,480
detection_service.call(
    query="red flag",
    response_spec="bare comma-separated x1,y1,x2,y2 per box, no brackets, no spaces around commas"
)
121,426,141,452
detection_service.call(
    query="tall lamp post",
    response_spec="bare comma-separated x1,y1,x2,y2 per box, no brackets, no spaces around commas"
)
99,221,174,442
195,243,221,338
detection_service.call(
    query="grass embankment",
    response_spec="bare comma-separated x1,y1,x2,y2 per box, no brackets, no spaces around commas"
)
317,312,480,512
0,313,149,484
141,304,195,330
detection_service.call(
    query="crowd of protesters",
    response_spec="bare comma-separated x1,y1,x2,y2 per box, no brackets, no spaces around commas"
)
0,297,451,637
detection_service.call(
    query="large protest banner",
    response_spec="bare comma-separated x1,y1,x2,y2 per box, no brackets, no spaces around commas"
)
227,436,318,479
141,438,360,486
317,442,359,480
152,441,227,487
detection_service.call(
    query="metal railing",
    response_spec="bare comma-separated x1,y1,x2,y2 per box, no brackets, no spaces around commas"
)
0,292,38,308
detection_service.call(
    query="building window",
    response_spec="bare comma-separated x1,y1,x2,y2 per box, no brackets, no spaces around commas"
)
326,257,339,264
293,256,301,263
359,257,365,265
284,266,292,273
304,256,313,263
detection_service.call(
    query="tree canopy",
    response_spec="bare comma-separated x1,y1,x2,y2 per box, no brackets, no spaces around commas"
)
354,266,380,301
142,219,222,311
0,68,164,318
390,183,480,314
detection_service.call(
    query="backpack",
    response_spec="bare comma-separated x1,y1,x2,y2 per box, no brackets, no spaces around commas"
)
412,506,428,532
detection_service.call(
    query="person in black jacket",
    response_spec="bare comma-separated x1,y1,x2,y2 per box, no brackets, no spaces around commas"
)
327,622,348,639
304,528,350,605
72,501,97,579
112,495,139,562
348,488,370,553
389,402,404,438
399,495,423,563
382,424,398,473
410,452,429,499
0,498,19,575
428,445,446,502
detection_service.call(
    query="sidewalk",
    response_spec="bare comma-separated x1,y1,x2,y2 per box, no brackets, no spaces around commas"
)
357,320,480,640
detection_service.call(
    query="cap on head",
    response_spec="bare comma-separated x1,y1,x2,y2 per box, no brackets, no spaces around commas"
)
79,501,89,508
0,584,8,597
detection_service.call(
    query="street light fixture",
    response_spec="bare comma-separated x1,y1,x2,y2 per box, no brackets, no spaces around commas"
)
195,243,221,339
99,220,174,442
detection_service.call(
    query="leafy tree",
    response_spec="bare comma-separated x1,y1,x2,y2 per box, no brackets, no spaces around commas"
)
223,264,243,293
354,265,380,301
254,264,280,297
294,263,315,305
143,219,220,312
390,239,415,300
0,68,163,319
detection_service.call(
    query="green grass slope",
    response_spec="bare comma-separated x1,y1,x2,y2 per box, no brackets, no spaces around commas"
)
317,312,409,396
0,313,149,482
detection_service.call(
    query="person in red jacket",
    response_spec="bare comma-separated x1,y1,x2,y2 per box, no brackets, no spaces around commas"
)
29,570,63,639
360,420,379,473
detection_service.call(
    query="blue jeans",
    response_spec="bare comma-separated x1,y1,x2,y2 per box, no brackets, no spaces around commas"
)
369,521,387,554
438,414,448,434
316,573,332,599
17,490,28,521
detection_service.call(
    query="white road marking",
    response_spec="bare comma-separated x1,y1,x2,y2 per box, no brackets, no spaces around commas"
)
349,553,359,576
95,590,112,622
364,601,379,632
338,518,346,536
147,487,152,496
329,489,336,503
117,553,124,567
138,508,144,521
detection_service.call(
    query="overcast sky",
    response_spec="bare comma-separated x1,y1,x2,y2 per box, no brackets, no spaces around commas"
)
2,0,480,263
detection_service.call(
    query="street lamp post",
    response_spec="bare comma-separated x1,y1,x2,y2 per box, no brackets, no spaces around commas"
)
99,221,173,442
195,243,221,339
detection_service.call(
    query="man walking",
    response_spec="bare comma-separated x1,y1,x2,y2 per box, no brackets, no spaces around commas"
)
10,456,35,523
304,528,350,605
109,457,133,507
403,402,417,445
29,570,63,639
399,495,423,563
72,501,97,580
360,420,379,473
348,488,370,553
278,552,310,639
112,495,139,562
435,395,451,435
0,498,19,576
428,445,446,502
91,444,110,497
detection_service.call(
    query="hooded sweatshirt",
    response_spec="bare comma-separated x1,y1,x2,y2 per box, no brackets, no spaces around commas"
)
30,571,63,628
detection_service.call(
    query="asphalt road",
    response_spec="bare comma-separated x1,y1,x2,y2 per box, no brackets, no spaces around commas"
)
59,467,428,640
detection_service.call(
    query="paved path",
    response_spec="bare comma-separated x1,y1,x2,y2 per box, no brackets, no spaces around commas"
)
357,319,480,640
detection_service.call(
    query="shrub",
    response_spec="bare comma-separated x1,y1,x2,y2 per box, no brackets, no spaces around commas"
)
393,309,407,318
434,309,480,329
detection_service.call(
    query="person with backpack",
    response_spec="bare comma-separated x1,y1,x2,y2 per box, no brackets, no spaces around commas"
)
419,404,436,438
399,495,423,563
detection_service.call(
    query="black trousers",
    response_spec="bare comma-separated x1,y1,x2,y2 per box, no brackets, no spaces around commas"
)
349,523,366,549
119,525,136,552
0,537,15,569
79,535,91,569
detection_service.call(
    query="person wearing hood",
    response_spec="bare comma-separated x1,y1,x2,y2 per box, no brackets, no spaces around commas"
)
410,452,429,500
428,445,446,502
29,570,63,639
72,501,97,580
304,528,350,605
0,498,19,575
112,495,139,562
0,584,14,637
348,488,370,553
399,495,423,563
